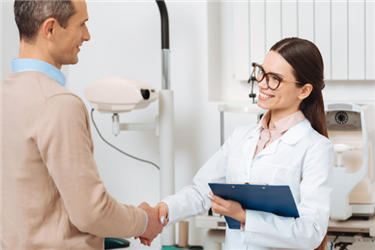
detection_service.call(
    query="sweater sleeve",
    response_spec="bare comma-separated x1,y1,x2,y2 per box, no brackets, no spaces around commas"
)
36,94,147,238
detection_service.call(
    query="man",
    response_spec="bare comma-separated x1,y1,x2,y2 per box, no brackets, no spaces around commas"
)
1,0,163,249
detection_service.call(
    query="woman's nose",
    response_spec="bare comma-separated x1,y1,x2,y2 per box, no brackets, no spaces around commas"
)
257,76,269,90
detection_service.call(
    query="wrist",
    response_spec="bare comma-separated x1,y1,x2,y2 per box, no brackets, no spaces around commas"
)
236,209,246,224
141,210,148,236
159,202,169,216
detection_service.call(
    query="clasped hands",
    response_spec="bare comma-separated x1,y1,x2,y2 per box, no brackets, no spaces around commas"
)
136,191,246,247
135,202,169,247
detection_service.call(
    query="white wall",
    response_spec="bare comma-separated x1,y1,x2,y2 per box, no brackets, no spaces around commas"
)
69,1,218,248
69,2,258,248
233,0,375,81
213,1,375,105
1,0,19,81
2,0,374,249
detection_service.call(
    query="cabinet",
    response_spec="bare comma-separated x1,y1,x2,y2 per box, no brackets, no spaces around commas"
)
234,0,375,81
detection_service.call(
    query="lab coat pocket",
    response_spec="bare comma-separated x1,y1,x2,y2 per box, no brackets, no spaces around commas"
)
250,163,279,185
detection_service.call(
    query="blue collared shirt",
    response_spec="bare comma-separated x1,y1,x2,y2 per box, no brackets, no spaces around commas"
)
11,59,66,87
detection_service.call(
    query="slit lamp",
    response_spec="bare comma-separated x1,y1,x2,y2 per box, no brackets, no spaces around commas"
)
84,0,175,247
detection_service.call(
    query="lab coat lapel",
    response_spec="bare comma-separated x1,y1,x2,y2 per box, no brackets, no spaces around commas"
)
239,119,312,182
280,119,312,145
242,124,261,180
254,138,281,159
254,119,312,160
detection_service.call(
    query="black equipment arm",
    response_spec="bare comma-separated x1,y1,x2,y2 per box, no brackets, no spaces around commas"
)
156,1,170,49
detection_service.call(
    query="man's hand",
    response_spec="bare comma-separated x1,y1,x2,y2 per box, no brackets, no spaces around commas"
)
136,202,169,246
208,191,246,223
136,202,163,246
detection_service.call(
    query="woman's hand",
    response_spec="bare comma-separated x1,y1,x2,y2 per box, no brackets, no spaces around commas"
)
208,191,246,224
155,202,169,227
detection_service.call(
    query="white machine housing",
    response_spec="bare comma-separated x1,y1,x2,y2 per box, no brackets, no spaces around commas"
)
326,103,375,220
84,77,157,113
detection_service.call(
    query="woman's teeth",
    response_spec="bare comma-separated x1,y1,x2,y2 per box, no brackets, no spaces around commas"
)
259,92,273,98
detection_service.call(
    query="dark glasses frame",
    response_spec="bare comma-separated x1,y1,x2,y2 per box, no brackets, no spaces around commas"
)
254,64,301,90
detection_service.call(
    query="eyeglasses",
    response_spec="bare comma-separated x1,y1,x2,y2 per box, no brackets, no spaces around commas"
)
254,64,301,90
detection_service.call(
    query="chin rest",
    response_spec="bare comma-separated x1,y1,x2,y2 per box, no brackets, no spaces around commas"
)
104,238,130,249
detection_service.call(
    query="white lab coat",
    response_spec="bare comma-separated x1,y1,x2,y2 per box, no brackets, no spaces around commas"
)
162,118,333,250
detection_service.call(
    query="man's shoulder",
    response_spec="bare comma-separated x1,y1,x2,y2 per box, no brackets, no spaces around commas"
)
33,71,70,96
5,70,72,97
17,72,87,116
26,71,83,106
39,94,88,129
45,93,85,109
2,71,86,117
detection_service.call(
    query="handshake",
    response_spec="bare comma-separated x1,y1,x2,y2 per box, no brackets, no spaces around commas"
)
136,202,169,247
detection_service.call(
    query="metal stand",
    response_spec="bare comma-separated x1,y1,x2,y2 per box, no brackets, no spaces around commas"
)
156,0,175,246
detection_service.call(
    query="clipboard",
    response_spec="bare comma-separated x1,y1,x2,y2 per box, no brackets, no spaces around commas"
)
209,183,299,229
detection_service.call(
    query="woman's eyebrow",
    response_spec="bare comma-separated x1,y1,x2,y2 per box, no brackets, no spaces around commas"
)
260,65,284,78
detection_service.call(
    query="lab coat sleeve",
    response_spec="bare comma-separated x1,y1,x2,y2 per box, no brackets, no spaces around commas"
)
36,94,147,238
241,137,334,249
162,128,239,225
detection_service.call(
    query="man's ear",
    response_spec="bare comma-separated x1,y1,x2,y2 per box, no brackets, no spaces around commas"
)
298,83,313,100
41,18,58,41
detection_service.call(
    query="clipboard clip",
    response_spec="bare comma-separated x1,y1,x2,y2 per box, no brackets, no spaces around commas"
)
229,182,268,185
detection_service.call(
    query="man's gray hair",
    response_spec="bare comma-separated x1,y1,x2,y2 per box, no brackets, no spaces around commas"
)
14,0,76,44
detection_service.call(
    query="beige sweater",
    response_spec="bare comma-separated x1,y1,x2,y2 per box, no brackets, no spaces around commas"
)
1,71,147,249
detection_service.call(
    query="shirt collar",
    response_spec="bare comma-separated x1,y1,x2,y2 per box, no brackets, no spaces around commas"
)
246,118,311,145
11,59,66,86
259,110,306,134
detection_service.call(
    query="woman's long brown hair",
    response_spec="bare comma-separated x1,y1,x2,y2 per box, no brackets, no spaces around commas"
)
271,37,328,250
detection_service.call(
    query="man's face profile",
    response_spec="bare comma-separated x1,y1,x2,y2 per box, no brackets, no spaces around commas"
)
49,0,90,67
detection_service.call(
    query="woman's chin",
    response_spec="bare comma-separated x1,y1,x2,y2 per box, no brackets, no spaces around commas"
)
257,100,271,110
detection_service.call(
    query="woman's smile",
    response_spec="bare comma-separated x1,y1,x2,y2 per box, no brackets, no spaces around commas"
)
258,90,275,100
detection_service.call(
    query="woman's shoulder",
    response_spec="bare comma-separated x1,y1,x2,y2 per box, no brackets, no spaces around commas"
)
232,123,260,138
303,125,333,148
285,119,332,150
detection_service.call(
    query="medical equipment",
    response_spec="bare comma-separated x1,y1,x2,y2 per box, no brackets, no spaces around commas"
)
84,1,176,248
326,103,375,220
84,77,157,113
195,214,375,250
85,77,158,138
247,62,258,104
327,216,375,246
326,103,375,248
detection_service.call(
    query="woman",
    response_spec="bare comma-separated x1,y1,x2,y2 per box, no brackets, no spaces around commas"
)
151,38,333,249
